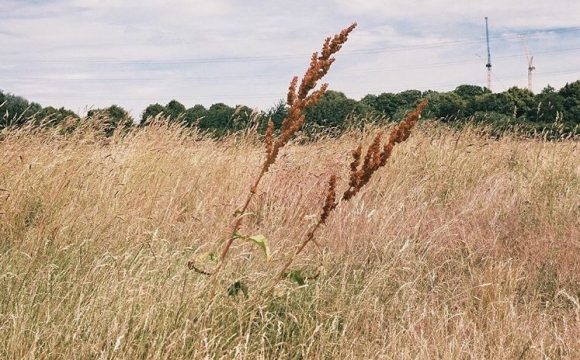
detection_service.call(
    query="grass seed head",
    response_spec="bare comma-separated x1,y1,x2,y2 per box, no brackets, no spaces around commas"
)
320,174,337,224
343,99,428,201
348,144,363,189
217,23,357,266
273,22,357,163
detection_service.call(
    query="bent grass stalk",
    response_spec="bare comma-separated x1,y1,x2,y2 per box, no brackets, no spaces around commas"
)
188,23,357,274
271,99,428,288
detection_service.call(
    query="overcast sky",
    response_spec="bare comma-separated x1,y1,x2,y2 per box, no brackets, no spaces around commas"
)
1,0,579,116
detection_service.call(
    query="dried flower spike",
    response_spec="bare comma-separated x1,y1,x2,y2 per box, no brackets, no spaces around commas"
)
320,174,337,224
344,99,428,201
273,99,428,286
269,23,357,170
208,23,357,270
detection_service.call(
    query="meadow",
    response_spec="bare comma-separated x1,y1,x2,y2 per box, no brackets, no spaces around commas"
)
1,22,579,360
0,121,578,359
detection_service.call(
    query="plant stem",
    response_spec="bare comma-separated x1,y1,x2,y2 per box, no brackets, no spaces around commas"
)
265,220,325,295
218,166,267,266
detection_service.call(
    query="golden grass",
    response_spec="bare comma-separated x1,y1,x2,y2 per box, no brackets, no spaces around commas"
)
0,123,579,359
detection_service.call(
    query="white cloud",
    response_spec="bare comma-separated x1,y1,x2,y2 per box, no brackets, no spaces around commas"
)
0,0,578,117
333,0,580,29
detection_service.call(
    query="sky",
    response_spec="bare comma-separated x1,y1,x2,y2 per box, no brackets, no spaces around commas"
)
1,0,579,117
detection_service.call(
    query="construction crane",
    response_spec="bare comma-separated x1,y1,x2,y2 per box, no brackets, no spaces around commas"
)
484,17,492,91
522,40,536,92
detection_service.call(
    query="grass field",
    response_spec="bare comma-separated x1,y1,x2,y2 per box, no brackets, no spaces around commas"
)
1,123,579,359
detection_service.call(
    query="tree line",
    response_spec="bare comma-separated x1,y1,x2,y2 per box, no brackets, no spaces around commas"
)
2,81,579,137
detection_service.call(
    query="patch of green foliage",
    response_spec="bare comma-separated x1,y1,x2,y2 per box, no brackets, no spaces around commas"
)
3,80,579,138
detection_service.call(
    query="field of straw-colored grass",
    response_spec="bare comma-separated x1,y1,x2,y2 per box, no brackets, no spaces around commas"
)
0,123,579,359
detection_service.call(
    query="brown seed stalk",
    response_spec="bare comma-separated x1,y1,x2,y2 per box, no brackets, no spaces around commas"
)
344,99,428,201
207,23,358,270
320,174,337,224
273,99,428,285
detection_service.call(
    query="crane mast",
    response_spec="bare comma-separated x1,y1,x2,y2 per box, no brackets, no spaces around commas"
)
485,17,492,91
523,40,535,92
527,56,535,92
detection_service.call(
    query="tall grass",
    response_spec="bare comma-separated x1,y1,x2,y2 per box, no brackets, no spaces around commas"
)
0,121,578,358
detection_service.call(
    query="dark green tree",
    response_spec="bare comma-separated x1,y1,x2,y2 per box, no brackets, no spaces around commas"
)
141,103,165,125
531,86,565,123
360,94,377,108
231,105,255,130
475,92,514,115
34,106,79,126
453,85,490,116
304,90,369,131
424,91,466,120
396,89,422,108
454,84,489,98
87,105,133,135
199,103,235,130
372,93,401,119
559,80,580,123
184,104,207,126
505,87,535,118
263,100,288,130
0,91,41,128
165,100,187,121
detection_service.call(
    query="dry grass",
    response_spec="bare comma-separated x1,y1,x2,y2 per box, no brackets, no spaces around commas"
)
0,123,579,359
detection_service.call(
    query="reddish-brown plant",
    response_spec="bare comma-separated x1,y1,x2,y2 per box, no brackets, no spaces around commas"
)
188,23,357,273
273,99,428,283
344,99,428,200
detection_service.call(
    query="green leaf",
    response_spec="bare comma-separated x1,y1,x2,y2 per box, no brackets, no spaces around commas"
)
233,232,271,261
286,270,305,286
188,251,219,275
246,234,271,260
227,280,248,297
